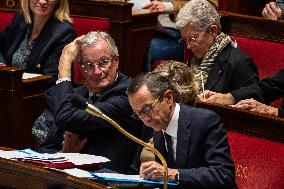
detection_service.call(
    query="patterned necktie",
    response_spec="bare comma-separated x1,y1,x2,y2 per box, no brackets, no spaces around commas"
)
164,133,176,168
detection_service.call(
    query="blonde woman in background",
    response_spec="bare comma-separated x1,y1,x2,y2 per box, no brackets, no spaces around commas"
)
0,0,76,84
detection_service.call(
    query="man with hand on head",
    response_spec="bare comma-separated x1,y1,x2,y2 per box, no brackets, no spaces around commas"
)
37,31,143,174
127,72,236,189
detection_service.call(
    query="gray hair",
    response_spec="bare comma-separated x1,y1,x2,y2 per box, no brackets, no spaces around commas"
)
81,31,118,57
176,0,220,31
127,73,177,101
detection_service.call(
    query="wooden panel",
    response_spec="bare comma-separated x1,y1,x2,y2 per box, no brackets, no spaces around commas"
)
220,11,284,43
226,0,270,16
197,102,284,143
0,67,51,149
0,157,110,189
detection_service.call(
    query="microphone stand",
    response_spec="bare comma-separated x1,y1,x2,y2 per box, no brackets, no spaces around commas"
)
85,103,168,189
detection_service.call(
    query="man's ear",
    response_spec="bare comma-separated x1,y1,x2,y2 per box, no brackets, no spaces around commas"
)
163,89,174,104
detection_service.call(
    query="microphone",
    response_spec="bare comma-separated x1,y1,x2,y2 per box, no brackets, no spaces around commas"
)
72,94,169,189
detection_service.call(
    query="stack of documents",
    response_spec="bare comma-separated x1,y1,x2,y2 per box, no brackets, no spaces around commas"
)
0,149,109,169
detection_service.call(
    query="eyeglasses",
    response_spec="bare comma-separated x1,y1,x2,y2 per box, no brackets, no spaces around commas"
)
131,94,162,120
80,57,111,72
179,29,209,45
33,0,56,3
179,36,198,44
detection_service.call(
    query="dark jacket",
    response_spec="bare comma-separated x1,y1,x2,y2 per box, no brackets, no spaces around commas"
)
205,45,259,93
231,68,284,117
153,104,236,189
41,73,143,173
0,11,76,83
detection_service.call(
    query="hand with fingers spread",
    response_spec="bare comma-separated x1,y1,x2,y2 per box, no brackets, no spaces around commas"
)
62,131,88,153
262,2,283,20
231,98,279,116
143,0,166,12
198,91,236,105
58,35,85,78
139,161,178,182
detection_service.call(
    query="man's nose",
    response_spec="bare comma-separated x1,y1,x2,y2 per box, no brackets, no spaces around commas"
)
186,42,194,50
91,65,103,75
140,114,151,124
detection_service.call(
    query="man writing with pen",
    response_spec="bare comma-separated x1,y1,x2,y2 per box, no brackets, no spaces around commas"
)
126,71,237,189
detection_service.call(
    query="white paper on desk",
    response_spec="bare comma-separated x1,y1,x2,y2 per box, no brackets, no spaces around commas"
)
22,72,42,80
93,173,178,185
0,150,28,159
56,153,110,165
61,168,94,178
129,0,150,10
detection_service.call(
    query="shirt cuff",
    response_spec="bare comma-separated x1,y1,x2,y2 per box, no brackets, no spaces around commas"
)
56,77,71,85
163,2,174,13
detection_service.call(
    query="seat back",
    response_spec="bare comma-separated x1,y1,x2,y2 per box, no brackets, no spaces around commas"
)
0,11,15,31
72,17,110,85
234,36,284,107
228,131,284,189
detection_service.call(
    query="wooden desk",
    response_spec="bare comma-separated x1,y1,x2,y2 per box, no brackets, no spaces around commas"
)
0,0,158,77
0,67,51,149
220,11,284,43
0,157,110,189
197,102,284,143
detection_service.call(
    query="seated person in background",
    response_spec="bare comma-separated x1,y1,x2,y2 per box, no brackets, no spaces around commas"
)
262,0,284,20
141,0,219,72
131,60,198,171
152,60,198,106
199,69,284,117
36,31,143,173
0,53,4,65
127,72,236,188
176,0,259,94
0,0,76,83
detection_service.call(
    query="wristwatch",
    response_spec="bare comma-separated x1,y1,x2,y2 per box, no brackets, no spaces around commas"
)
175,170,180,183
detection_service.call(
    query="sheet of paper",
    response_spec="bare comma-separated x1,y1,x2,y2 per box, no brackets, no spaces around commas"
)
129,0,150,10
0,149,110,166
22,72,42,80
61,168,93,178
55,153,110,165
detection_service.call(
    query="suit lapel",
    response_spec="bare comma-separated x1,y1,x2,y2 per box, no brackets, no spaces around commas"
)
205,45,231,90
176,104,192,168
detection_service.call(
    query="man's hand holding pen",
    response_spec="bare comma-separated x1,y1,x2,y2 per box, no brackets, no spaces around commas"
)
139,161,177,182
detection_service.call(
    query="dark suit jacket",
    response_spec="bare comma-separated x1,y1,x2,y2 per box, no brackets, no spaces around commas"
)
0,11,76,83
40,73,143,173
231,68,284,117
153,104,236,189
205,45,259,93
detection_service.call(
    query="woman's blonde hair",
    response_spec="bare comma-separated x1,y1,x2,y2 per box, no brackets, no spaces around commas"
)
21,0,72,24
153,60,198,105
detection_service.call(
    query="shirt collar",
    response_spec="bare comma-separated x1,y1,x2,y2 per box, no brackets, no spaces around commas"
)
165,103,180,138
